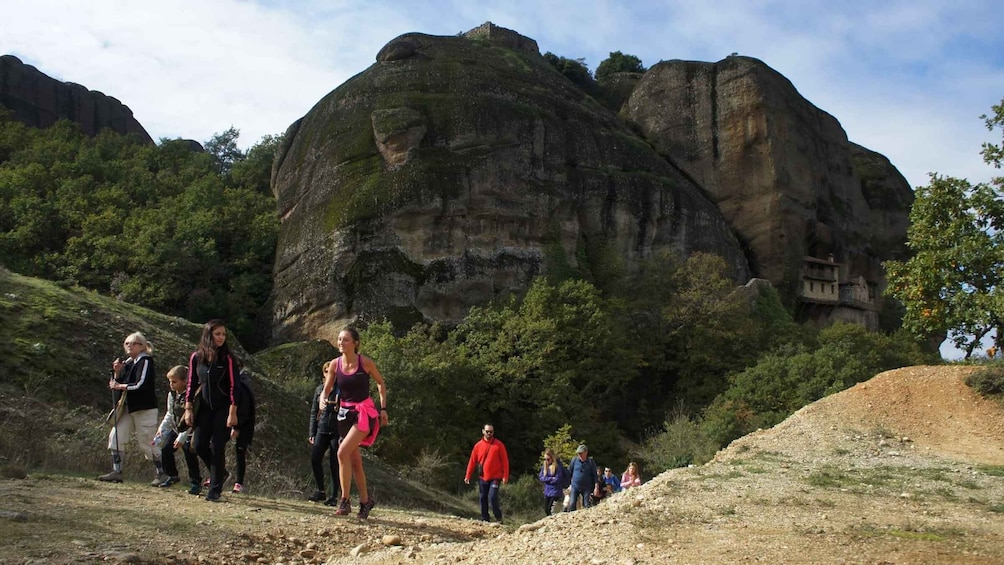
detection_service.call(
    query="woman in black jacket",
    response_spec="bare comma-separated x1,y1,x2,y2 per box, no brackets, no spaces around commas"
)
98,332,164,485
307,360,340,505
183,319,240,502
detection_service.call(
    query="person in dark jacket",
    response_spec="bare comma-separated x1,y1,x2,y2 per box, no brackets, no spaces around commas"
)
307,360,340,505
566,444,597,511
99,332,163,484
230,368,256,494
183,319,240,502
538,448,566,516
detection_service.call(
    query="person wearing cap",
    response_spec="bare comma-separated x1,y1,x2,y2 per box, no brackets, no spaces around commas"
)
566,444,598,511
464,424,510,522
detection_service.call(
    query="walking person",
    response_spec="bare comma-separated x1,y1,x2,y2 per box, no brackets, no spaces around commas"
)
183,319,241,502
152,365,201,491
230,368,256,494
308,361,340,505
464,424,510,523
621,461,642,489
98,332,164,484
538,448,566,516
320,328,388,519
566,444,597,511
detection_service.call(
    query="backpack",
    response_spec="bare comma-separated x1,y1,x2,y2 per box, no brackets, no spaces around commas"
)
235,369,257,442
560,460,572,489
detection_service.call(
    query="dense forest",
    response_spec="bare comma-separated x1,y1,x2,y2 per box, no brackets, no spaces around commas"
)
0,106,939,493
0,109,279,349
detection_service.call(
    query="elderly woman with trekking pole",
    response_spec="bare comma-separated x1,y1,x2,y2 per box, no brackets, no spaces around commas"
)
98,332,164,485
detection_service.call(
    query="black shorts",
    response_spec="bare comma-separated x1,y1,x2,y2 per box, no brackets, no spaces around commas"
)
337,406,377,440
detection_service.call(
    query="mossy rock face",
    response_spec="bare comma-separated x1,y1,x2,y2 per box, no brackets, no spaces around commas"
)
271,27,748,344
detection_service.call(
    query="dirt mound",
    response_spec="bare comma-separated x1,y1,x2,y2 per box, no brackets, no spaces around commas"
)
820,365,1004,464
720,365,1004,466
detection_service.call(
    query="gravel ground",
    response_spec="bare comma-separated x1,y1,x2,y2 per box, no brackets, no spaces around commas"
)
2,366,1003,565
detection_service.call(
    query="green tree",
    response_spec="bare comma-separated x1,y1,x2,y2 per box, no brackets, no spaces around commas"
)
453,277,635,472
595,51,645,83
885,99,1004,357
0,119,278,349
204,126,245,176
542,52,595,90
701,323,928,446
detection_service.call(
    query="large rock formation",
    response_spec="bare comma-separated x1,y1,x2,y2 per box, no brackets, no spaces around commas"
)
270,24,749,343
0,55,152,142
622,56,914,325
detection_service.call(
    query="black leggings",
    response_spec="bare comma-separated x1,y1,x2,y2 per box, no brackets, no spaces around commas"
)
310,432,340,493
544,494,562,516
194,407,230,496
160,430,200,483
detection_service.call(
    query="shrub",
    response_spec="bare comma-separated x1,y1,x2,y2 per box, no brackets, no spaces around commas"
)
966,363,1004,396
634,408,719,475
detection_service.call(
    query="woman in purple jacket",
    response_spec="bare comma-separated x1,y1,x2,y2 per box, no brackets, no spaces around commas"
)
538,448,566,516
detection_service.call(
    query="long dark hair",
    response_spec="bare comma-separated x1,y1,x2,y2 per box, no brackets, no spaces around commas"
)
197,319,231,365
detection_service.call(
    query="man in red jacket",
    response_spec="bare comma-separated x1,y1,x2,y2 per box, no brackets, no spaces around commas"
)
465,424,510,523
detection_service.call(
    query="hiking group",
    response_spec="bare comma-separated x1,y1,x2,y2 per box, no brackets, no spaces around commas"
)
98,320,256,503
97,321,637,522
538,445,642,516
97,322,389,519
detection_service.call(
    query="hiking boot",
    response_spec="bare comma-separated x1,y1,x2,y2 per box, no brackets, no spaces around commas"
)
158,476,180,488
307,490,326,502
205,491,221,503
333,498,351,516
97,470,123,483
188,482,202,495
150,472,170,487
232,482,243,494
324,496,340,506
357,498,376,520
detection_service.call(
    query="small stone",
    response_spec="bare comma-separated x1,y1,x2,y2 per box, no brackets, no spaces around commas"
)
350,544,370,557
299,549,317,559
382,534,403,546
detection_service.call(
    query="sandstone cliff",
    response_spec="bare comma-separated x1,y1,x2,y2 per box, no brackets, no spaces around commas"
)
270,25,749,343
0,54,152,142
622,56,913,313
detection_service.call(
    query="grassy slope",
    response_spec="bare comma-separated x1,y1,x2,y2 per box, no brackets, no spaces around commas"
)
0,267,477,517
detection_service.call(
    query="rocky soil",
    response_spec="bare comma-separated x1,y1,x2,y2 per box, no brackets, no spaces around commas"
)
2,366,1003,564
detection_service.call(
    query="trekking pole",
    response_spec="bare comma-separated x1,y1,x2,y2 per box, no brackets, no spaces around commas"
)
110,368,120,456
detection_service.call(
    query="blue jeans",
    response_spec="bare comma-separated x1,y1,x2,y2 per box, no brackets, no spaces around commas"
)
479,478,502,522
567,485,591,511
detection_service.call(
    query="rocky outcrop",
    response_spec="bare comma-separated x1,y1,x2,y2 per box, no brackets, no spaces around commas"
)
622,56,913,306
0,55,152,142
270,25,749,343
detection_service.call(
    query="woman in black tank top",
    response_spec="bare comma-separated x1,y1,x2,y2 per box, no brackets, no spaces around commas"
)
320,327,388,519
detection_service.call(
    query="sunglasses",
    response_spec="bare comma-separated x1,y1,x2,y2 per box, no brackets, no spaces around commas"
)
483,430,494,435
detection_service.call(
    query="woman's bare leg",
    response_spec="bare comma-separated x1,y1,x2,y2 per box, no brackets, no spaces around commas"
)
337,425,366,500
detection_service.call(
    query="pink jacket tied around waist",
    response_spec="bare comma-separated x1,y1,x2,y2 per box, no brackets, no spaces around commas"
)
341,397,380,447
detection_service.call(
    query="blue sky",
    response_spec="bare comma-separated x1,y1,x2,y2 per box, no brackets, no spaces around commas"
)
3,0,1003,357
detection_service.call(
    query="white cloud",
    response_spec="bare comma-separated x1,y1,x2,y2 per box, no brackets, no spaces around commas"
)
1,0,1002,186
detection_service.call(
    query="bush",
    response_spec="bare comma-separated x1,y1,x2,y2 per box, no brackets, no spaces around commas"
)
701,323,931,447
634,409,719,475
966,363,1004,396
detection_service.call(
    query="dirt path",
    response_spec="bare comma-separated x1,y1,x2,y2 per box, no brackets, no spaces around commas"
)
2,366,1004,564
